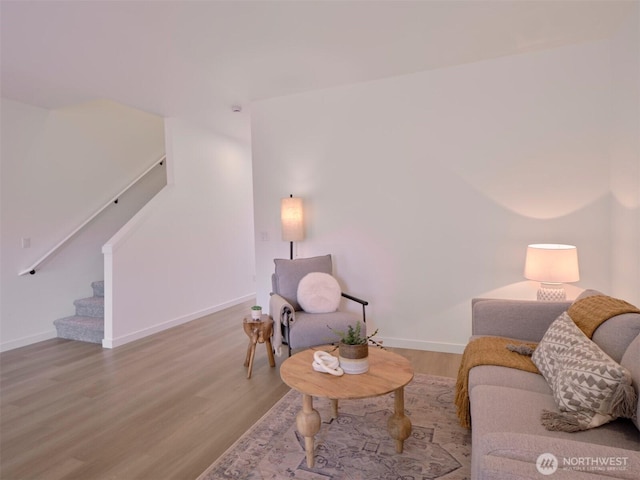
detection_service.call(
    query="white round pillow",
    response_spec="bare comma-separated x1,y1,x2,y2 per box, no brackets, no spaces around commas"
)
297,272,341,313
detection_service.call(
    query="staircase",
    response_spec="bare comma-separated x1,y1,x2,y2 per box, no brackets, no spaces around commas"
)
53,281,104,344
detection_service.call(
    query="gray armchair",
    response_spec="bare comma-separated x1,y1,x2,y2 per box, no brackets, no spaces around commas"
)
269,254,368,356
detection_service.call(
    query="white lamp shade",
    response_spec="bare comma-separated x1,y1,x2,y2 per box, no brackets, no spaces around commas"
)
281,197,304,242
524,244,580,283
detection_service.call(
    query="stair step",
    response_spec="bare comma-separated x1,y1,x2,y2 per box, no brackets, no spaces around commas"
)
53,280,105,344
91,281,104,297
74,296,104,318
53,316,103,344
73,297,104,318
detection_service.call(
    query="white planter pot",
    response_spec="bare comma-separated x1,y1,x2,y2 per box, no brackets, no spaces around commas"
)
338,343,369,374
338,356,369,374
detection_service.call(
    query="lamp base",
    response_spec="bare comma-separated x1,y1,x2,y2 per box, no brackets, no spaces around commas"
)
537,283,566,302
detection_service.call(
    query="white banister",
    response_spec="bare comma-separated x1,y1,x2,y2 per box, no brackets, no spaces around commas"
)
18,154,166,276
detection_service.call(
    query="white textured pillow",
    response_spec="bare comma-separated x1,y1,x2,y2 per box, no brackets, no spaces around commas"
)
297,272,341,313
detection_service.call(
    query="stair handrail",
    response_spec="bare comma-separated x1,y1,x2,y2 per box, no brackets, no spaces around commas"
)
18,154,166,276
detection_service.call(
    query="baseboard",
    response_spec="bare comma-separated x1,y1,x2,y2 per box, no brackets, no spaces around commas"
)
0,329,57,352
377,336,465,354
102,293,255,348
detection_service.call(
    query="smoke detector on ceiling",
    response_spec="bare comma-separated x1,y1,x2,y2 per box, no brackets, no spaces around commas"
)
231,105,242,113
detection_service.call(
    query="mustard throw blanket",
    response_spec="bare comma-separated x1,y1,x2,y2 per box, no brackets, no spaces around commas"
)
454,337,538,428
568,295,640,338
455,295,640,428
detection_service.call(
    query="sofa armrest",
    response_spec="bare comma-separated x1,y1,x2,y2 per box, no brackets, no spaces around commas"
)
472,298,571,343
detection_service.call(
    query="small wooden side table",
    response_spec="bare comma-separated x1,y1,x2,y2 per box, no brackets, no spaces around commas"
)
243,315,276,379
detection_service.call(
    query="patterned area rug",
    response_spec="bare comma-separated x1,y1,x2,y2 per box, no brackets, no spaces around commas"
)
198,374,471,480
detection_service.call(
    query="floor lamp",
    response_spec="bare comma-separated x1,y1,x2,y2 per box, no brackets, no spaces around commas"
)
281,195,304,259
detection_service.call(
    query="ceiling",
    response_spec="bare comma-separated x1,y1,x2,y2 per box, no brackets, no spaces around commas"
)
1,1,635,140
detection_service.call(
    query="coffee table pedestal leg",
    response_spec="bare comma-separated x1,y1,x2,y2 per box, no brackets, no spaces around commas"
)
387,387,412,453
296,394,321,467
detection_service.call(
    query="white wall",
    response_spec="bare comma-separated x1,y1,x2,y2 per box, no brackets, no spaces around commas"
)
252,39,619,353
0,99,165,351
102,116,255,347
610,6,640,306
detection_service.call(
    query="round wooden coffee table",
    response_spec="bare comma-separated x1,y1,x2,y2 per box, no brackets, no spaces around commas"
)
280,346,414,468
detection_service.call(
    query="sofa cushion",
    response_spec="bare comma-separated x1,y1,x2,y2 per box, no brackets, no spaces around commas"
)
272,255,332,311
470,385,640,448
286,310,362,350
571,290,640,363
471,299,571,342
469,365,550,396
592,312,640,364
470,385,640,478
297,272,341,313
621,335,640,431
476,431,640,480
532,312,637,431
574,289,604,301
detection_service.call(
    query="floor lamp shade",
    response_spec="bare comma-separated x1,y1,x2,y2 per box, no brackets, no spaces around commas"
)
281,196,304,242
524,244,579,301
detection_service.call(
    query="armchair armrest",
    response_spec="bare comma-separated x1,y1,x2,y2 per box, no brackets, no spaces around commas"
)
341,292,368,306
269,293,295,356
472,298,571,343
341,292,368,323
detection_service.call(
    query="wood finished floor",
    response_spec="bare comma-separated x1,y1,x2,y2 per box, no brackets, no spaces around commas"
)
0,300,462,480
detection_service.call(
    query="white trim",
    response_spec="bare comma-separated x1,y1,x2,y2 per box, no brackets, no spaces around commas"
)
103,249,113,342
0,330,57,352
102,294,255,348
377,336,465,354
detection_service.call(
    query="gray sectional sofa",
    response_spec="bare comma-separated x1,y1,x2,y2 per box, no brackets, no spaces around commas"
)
468,290,640,479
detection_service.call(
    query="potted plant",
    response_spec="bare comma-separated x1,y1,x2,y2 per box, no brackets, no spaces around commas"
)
331,322,382,375
251,305,262,320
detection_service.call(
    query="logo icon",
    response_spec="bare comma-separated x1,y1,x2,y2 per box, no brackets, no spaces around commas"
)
536,453,558,475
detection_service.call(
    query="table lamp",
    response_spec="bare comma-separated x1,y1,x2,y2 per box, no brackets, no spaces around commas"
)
524,244,580,301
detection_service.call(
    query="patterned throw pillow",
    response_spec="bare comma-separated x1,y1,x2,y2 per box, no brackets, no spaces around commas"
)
531,312,637,432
